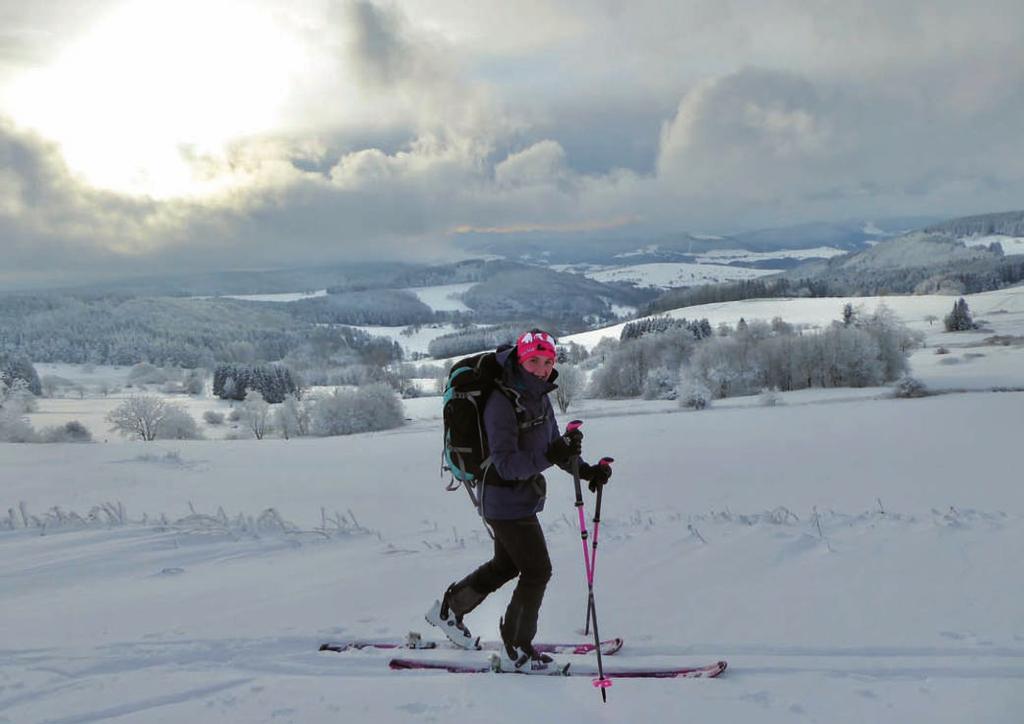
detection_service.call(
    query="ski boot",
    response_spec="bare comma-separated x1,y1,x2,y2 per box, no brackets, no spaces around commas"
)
424,585,479,650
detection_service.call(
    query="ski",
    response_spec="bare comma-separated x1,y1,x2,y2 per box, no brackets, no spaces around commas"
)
320,633,623,656
388,655,727,679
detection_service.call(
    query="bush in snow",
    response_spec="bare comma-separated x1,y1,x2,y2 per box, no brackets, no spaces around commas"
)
128,362,171,386
203,410,225,425
892,376,929,399
40,420,93,443
642,366,678,400
155,406,202,440
678,374,712,410
758,388,783,407
309,384,403,437
274,394,311,439
2,378,38,412
0,404,36,442
589,328,699,398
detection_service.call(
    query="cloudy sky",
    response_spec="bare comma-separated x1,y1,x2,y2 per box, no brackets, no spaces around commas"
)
2,0,1023,285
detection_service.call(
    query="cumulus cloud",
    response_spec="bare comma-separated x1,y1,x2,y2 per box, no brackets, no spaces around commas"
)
4,0,1024,286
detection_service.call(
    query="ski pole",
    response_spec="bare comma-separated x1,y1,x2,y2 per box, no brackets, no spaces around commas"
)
567,420,611,700
584,456,614,636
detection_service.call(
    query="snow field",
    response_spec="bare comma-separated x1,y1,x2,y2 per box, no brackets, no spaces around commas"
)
2,390,1024,722
4,285,1024,722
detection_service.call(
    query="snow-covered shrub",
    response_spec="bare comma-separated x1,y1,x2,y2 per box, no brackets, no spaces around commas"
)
0,405,36,442
183,369,206,395
309,384,404,437
590,329,698,398
128,362,171,385
2,378,38,412
274,394,311,439
935,346,949,355
40,420,93,442
758,388,783,407
203,410,225,425
155,405,202,440
228,408,242,422
642,367,678,400
892,376,929,399
678,375,712,410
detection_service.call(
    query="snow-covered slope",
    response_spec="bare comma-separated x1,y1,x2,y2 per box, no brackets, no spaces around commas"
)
580,262,775,289
4,287,1024,723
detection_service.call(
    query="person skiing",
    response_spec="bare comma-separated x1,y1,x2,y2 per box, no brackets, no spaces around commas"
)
425,329,613,671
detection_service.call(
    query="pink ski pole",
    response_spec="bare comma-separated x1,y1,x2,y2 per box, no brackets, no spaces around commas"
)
584,456,614,636
566,420,611,700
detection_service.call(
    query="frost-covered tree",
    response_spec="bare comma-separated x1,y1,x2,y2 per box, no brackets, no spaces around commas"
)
274,394,310,439
241,390,272,440
642,366,678,400
678,374,711,410
554,364,586,412
183,369,206,395
155,406,201,440
309,384,403,437
944,298,976,331
4,378,38,412
106,395,172,441
0,355,41,397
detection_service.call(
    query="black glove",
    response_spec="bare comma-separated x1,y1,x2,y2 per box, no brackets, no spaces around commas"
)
579,459,613,492
546,428,583,467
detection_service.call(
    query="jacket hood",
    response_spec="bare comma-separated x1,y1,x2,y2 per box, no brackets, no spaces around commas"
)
496,346,559,394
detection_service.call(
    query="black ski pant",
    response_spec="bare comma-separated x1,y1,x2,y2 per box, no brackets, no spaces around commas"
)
445,515,552,646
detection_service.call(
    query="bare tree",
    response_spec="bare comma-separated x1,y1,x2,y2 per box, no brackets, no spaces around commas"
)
555,364,586,412
106,395,170,441
242,390,272,440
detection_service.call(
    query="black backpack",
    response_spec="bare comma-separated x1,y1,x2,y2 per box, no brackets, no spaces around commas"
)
441,348,507,495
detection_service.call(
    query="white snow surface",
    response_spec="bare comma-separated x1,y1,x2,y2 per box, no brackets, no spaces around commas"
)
401,283,475,312
5,288,1024,722
693,246,848,264
960,234,1024,256
582,262,776,289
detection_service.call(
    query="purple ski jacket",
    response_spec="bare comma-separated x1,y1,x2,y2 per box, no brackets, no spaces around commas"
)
479,346,565,520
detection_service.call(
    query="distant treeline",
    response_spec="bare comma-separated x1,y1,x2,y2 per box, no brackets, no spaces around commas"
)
0,294,403,368
925,210,1024,238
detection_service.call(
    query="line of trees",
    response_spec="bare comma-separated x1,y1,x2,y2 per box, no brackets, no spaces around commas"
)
212,364,301,403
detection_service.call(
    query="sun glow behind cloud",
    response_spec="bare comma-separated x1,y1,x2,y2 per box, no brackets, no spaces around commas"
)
4,0,311,199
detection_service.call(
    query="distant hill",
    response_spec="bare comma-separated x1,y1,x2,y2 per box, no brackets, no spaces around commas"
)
925,210,1024,238
452,216,942,267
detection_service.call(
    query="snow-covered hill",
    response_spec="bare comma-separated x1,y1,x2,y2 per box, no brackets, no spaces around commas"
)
4,286,1024,723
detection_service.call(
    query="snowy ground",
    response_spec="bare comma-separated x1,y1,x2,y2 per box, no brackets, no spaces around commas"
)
4,287,1024,723
580,262,776,289
960,235,1024,256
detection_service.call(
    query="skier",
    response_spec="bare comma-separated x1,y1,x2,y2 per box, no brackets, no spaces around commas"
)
425,329,613,671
